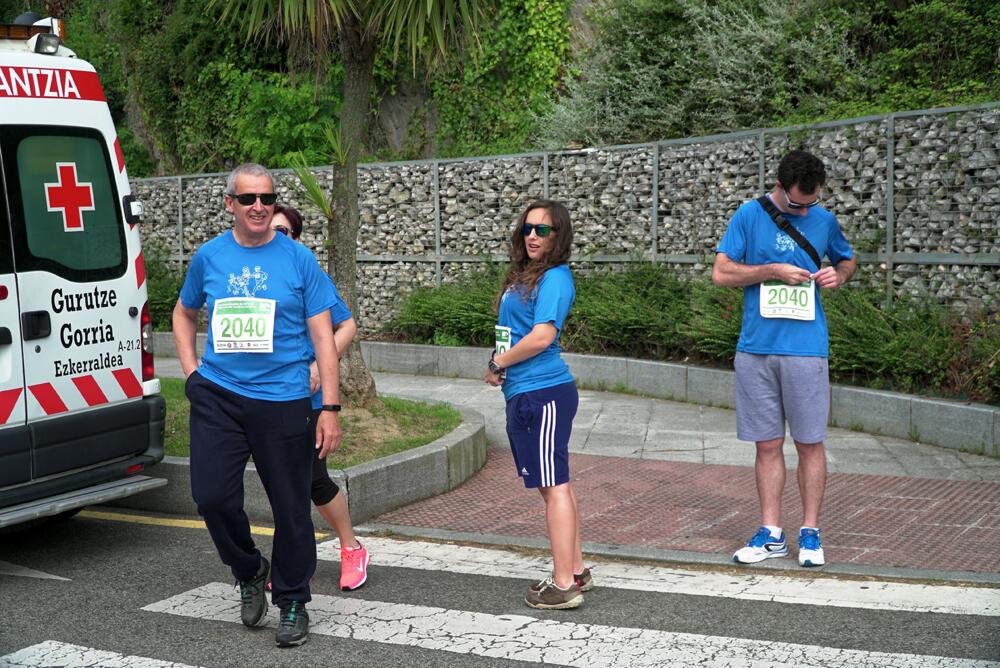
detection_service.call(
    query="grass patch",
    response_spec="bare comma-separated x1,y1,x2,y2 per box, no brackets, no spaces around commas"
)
160,378,462,468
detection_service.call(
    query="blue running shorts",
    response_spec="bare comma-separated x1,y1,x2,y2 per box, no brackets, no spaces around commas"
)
504,381,578,489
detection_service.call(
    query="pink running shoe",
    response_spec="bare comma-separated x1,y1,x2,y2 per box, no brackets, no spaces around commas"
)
340,541,370,591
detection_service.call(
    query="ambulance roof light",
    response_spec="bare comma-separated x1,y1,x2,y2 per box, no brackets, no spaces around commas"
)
0,12,65,45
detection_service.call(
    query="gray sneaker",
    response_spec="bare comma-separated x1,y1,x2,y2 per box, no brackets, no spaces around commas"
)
275,601,309,647
238,556,269,628
524,577,583,610
530,567,593,593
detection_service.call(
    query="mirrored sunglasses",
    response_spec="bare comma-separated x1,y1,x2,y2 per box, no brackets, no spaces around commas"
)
522,223,555,237
233,192,277,206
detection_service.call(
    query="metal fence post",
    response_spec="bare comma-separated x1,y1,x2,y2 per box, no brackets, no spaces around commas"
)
885,114,895,309
176,176,184,269
543,152,549,199
651,143,659,260
757,132,766,193
433,161,441,288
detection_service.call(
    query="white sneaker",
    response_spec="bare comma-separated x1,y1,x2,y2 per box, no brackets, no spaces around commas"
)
798,528,825,567
733,527,788,564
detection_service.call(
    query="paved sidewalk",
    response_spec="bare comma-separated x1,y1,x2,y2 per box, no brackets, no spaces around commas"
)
373,373,1000,577
154,361,1000,577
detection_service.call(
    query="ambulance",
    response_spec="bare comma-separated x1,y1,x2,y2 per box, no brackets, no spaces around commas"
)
0,13,166,528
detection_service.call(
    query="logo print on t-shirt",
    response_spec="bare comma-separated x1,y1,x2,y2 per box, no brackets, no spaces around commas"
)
228,265,269,297
775,232,796,254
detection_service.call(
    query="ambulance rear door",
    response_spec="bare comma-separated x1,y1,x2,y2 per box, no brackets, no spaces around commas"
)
0,120,149,479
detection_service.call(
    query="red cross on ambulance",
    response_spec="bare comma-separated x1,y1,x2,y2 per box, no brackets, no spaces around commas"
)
45,161,94,232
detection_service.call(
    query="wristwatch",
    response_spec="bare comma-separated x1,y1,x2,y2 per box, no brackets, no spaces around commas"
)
488,352,504,376
321,404,342,412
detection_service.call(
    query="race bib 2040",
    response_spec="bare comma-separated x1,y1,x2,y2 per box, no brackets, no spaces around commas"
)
759,279,815,321
212,297,276,353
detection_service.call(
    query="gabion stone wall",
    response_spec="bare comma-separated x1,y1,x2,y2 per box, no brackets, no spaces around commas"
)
550,147,654,256
133,104,999,332
894,113,999,255
659,137,759,256
439,157,546,257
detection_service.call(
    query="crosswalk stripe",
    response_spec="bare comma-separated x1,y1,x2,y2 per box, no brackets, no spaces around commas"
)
318,537,1000,617
0,640,201,667
143,582,997,667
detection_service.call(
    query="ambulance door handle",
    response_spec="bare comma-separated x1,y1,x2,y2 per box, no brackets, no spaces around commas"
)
21,311,51,341
0,328,10,345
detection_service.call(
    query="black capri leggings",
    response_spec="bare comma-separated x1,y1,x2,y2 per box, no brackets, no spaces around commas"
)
309,408,340,506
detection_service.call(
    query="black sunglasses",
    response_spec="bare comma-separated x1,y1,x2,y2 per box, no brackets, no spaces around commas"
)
274,225,290,236
522,223,556,237
232,192,277,206
782,189,821,210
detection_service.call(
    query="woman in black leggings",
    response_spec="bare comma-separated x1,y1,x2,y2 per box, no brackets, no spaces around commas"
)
272,204,370,591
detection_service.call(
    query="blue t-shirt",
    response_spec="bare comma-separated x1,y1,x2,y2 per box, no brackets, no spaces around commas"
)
498,264,576,400
179,230,336,400
716,197,854,357
309,277,353,409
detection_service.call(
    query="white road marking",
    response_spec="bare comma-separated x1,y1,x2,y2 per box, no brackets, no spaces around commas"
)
0,560,70,581
318,537,1000,617
143,583,998,667
0,641,200,667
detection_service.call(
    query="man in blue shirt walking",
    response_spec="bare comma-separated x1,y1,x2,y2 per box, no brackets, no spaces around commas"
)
713,150,857,568
173,163,342,647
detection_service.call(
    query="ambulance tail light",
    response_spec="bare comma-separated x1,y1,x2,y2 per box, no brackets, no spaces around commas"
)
141,301,154,381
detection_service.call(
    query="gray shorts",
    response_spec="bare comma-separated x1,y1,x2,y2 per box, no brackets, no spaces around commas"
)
734,352,829,444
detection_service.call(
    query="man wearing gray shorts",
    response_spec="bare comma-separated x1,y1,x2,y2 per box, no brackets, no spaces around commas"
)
712,150,856,567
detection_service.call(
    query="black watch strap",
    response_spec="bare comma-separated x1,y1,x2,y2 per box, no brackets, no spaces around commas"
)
321,404,342,412
488,352,503,375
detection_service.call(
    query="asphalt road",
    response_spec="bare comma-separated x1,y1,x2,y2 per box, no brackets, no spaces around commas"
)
1,511,998,667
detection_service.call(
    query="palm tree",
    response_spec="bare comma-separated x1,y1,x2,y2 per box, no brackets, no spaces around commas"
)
212,0,494,406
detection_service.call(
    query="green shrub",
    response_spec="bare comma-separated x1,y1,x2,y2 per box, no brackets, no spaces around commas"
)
390,264,1000,405
826,289,956,393
387,265,506,346
950,314,1000,403
569,265,692,358
680,280,743,362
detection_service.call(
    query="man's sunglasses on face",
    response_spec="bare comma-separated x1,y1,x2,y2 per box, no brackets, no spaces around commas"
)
232,192,277,206
522,223,555,237
782,187,821,210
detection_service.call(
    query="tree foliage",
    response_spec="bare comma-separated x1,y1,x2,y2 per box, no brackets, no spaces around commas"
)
539,0,1000,149
10,0,995,173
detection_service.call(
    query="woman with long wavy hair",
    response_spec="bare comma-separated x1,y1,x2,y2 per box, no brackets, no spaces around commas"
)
485,200,591,609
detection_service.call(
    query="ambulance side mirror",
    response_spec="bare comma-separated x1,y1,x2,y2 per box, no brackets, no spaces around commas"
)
123,194,144,225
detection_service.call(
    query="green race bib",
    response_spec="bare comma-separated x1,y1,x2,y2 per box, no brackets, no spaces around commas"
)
495,325,512,355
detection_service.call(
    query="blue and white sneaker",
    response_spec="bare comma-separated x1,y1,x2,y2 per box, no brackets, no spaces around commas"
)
733,527,788,564
798,528,825,567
